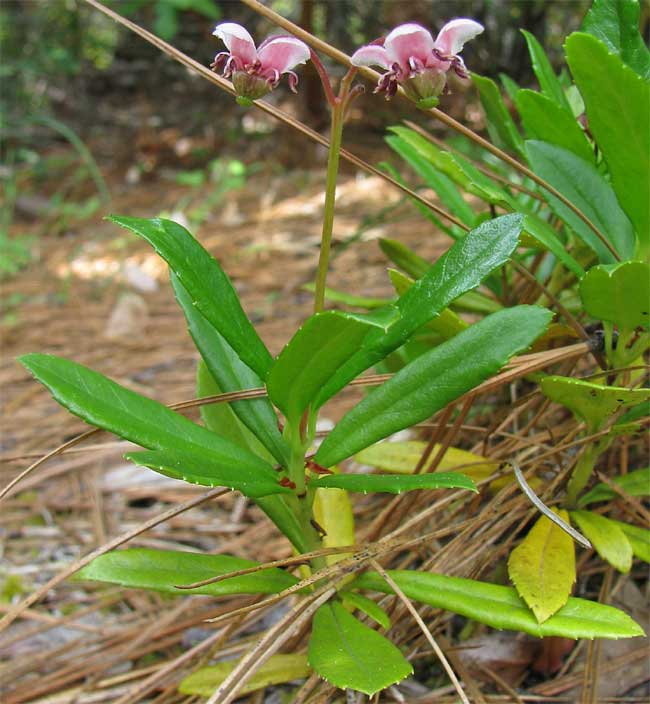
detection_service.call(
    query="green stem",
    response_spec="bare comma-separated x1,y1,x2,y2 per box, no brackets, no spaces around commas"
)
313,75,353,313
287,424,325,569
566,439,607,508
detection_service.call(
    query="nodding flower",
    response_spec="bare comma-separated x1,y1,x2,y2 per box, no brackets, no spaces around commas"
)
211,22,311,105
351,19,483,105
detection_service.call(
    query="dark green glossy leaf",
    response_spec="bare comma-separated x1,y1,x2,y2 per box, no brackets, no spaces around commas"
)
267,311,387,425
523,214,585,278
308,601,412,695
472,73,525,155
582,0,650,79
515,89,593,163
570,510,633,573
354,570,644,639
521,30,572,111
179,654,310,697
579,261,650,331
109,216,272,378
19,353,274,476
525,140,635,262
315,306,551,467
77,548,298,595
125,449,289,498
311,472,476,495
578,468,650,506
173,274,289,465
19,353,305,551
313,214,524,409
565,33,650,254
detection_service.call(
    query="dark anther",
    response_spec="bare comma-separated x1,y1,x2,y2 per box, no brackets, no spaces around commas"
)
279,477,297,490
305,459,333,475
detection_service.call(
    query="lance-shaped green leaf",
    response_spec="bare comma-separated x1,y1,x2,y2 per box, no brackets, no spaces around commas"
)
388,126,521,211
525,140,635,262
19,353,305,551
180,654,311,697
515,89,594,163
582,0,650,79
385,133,476,226
267,310,393,425
566,33,650,255
197,361,274,462
523,214,585,279
508,509,576,623
579,261,650,332
125,449,289,498
570,510,633,573
311,472,476,495
172,273,289,465
109,216,272,378
608,519,650,563
19,353,275,475
472,73,525,155
308,601,412,695
540,376,650,432
340,591,391,629
579,468,650,507
521,30,572,111
313,214,524,409
388,269,468,340
353,570,644,639
77,548,299,596
315,306,551,467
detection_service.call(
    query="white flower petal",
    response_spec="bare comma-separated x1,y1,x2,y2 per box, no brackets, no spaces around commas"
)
435,18,484,56
351,44,391,70
213,22,257,65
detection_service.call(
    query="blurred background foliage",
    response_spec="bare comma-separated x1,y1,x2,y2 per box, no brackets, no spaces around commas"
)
2,0,646,277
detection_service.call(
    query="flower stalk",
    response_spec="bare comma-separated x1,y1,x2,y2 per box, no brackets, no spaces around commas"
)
313,67,356,313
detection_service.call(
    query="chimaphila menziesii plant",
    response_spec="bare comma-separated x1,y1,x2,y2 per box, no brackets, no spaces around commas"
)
351,19,484,106
9,1,648,701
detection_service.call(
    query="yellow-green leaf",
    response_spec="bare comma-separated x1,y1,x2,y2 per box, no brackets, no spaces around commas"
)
355,440,499,481
508,509,576,623
571,510,633,573
313,469,355,566
179,653,310,696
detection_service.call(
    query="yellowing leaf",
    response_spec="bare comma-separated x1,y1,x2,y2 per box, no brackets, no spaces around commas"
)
571,510,633,573
179,653,310,696
313,467,355,566
508,509,576,623
355,440,498,479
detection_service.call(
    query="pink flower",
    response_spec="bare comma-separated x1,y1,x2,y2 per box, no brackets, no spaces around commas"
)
351,19,483,104
211,22,311,104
